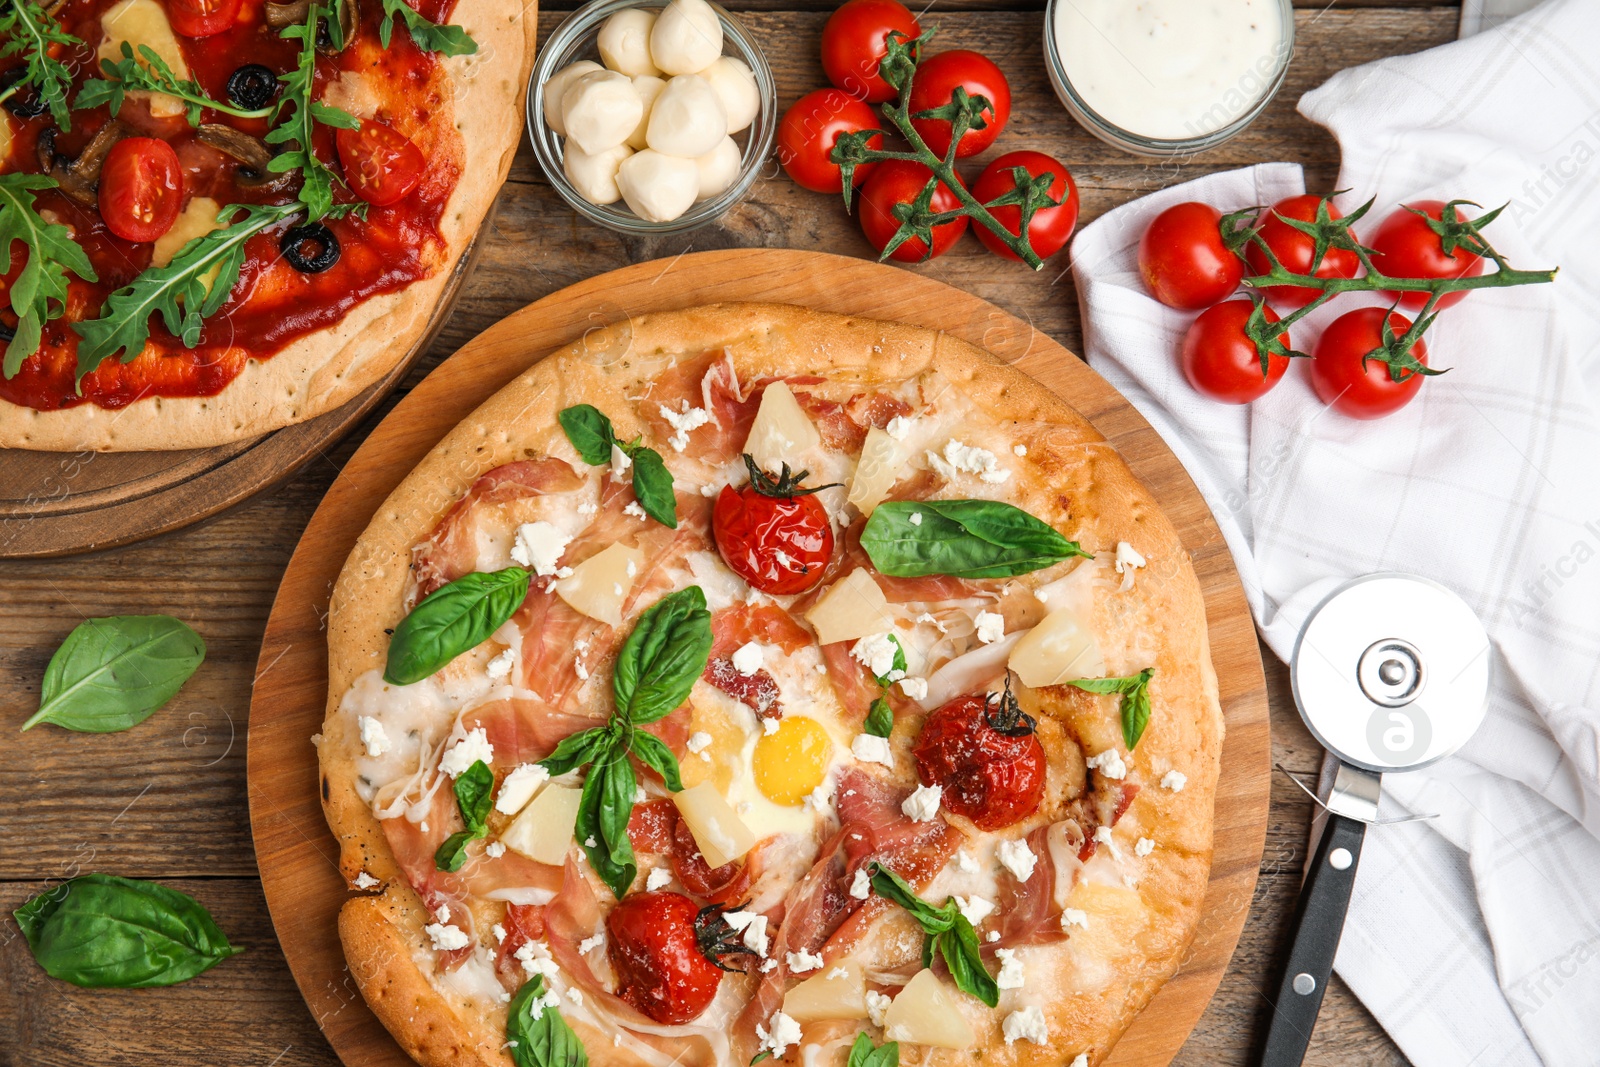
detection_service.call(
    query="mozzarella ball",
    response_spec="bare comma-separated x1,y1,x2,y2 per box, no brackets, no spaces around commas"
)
597,8,660,77
564,142,634,205
699,55,759,134
694,136,741,200
627,74,667,151
542,60,602,136
617,150,700,222
561,69,644,155
649,0,723,76
646,74,727,159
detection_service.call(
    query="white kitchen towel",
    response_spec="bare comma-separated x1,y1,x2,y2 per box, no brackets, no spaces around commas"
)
1068,1,1600,1064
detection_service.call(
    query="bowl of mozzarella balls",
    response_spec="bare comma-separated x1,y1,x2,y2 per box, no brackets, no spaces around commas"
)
528,0,777,233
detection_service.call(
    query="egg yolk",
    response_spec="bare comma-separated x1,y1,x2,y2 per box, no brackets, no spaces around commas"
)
752,717,833,806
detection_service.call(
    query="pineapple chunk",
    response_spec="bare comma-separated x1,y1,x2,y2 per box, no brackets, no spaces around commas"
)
97,0,191,119
783,959,869,1021
1009,604,1104,687
744,381,820,474
555,543,644,627
804,569,894,647
500,784,582,866
882,970,976,1049
846,427,908,517
673,781,756,868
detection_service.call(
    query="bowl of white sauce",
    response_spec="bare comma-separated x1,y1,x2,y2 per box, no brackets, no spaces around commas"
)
1044,0,1294,156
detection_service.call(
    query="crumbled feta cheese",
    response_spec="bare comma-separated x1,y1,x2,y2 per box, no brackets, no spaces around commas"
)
955,895,995,925
1069,1056,1089,1067
851,733,893,767
646,867,672,891
686,731,713,754
1115,541,1147,590
495,763,550,815
436,902,450,922
974,610,1005,644
358,716,389,758
763,717,780,736
1002,1006,1048,1045
492,923,507,943
515,941,561,980
723,911,770,956
994,948,1025,990
935,439,1011,484
420,821,429,833
510,521,572,576
849,867,872,900
1013,444,1028,457
898,676,928,701
610,443,632,477
758,1011,802,1058
731,641,765,676
987,930,1000,942
885,415,914,440
851,632,900,678
803,780,834,813
1062,908,1088,930
486,841,507,858
998,838,1037,882
425,922,470,952
1086,749,1127,780
826,966,848,981
761,958,779,973
575,658,590,681
1162,769,1188,792
353,871,379,889
585,836,598,848
1094,825,1123,860
1035,588,1050,604
861,991,892,1030
634,784,648,803
914,611,949,634
909,512,923,526
786,949,824,974
578,934,605,954
622,501,647,520
956,849,979,874
485,648,516,681
902,783,942,823
439,728,493,777
1135,837,1155,857
659,401,712,452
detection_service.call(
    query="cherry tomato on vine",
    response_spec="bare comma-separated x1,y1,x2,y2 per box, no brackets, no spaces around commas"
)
821,0,921,104
337,119,426,206
906,50,1010,159
1139,201,1244,309
1311,307,1429,419
858,159,968,262
911,688,1045,831
1180,299,1290,404
1245,195,1362,308
98,137,184,244
606,893,748,1025
713,456,837,594
167,0,243,37
1369,200,1487,310
777,88,884,194
970,150,1078,262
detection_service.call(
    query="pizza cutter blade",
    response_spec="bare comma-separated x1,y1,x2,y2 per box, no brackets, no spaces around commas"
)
1257,573,1490,1066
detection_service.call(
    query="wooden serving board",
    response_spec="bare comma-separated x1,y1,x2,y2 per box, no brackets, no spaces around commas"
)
247,249,1271,1067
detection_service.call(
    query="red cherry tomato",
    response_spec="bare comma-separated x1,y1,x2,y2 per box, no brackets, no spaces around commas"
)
1139,201,1244,309
1245,195,1362,309
1180,299,1290,404
777,89,883,194
1311,307,1429,419
820,0,920,104
713,457,836,594
98,137,184,244
858,159,967,263
166,0,243,37
911,690,1046,831
970,150,1078,262
336,119,426,207
906,50,1010,159
606,893,740,1025
1369,200,1487,310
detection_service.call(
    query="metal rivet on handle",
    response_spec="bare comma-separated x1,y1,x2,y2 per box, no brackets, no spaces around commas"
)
1293,973,1317,996
1329,847,1353,871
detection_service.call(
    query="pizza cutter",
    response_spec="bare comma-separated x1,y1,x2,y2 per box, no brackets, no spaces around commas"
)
1258,573,1491,1066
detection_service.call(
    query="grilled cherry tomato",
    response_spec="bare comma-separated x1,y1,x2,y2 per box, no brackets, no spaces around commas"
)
1245,194,1361,308
1181,299,1290,404
714,455,837,594
1139,201,1244,309
606,893,750,1025
777,89,883,194
98,137,184,244
1369,199,1487,310
167,0,243,37
970,150,1078,262
821,0,921,103
1310,307,1428,420
906,49,1010,159
337,119,427,207
858,159,967,263
911,687,1045,831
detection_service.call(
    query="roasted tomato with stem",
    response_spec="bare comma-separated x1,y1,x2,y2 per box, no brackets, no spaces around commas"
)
821,0,921,103
1180,299,1291,404
1245,194,1362,308
1369,199,1488,310
713,455,839,595
970,150,1079,262
911,683,1045,831
907,49,1010,159
1139,201,1244,309
606,893,754,1025
777,88,884,194
98,137,184,244
858,159,967,263
167,0,243,36
337,119,427,207
1311,307,1430,420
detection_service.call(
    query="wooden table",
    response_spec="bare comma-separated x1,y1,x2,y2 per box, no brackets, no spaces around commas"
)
0,2,1458,1063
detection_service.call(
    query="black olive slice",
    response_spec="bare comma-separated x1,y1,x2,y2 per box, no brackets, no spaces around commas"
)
280,223,341,273
0,321,15,343
0,70,47,119
226,64,280,112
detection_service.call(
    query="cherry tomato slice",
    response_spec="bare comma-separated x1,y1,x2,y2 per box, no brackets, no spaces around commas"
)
1310,307,1428,419
1139,201,1244,309
907,49,1010,159
821,0,921,103
1245,194,1361,309
98,137,184,244
970,150,1078,262
167,0,244,38
777,88,883,194
1180,299,1290,404
1369,200,1487,310
858,159,967,263
336,119,426,207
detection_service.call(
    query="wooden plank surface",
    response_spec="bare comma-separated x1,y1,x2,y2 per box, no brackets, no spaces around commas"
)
0,4,1459,1065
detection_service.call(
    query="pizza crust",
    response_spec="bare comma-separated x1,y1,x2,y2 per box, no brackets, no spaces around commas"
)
0,0,537,452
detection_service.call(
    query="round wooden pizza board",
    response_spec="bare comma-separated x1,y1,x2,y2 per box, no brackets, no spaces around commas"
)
247,249,1271,1067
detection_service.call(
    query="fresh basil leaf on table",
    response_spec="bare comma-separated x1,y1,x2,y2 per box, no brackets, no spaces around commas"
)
13,874,242,987
384,566,531,686
507,975,588,1067
21,615,205,733
1068,668,1156,750
435,759,495,872
861,500,1092,579
867,862,998,1007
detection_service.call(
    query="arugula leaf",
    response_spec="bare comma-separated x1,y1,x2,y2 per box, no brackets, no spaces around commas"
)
0,0,82,129
384,566,532,686
864,697,894,739
377,0,479,56
507,975,588,1067
0,174,98,379
76,42,274,125
269,3,362,220
847,1034,898,1067
867,863,998,1007
1067,668,1156,750
21,615,205,733
557,404,680,527
861,500,1092,579
612,586,713,724
576,743,639,899
435,759,494,872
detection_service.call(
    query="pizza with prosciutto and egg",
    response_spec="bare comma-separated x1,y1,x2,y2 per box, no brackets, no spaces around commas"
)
319,304,1224,1067
0,0,533,450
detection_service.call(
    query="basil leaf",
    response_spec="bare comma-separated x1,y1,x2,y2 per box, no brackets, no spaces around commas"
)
434,830,476,873
538,726,610,778
864,697,894,739
385,567,531,686
435,760,495,871
559,404,616,466
507,975,588,1067
867,863,996,1006
577,745,638,899
861,500,1091,579
848,1033,899,1067
21,615,205,733
612,587,713,725
629,730,683,792
14,874,242,987
627,445,679,529
867,863,952,933
1067,668,1155,750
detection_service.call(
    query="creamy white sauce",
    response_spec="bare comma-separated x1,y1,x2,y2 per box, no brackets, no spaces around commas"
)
1053,0,1288,139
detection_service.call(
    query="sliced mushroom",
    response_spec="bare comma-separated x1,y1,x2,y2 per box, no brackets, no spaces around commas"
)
197,123,291,192
38,122,133,205
264,0,310,28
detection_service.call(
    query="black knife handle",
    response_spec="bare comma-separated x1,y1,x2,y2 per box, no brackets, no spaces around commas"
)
1257,812,1368,1067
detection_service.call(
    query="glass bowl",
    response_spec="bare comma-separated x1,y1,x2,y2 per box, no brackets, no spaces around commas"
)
1043,0,1294,157
527,0,778,235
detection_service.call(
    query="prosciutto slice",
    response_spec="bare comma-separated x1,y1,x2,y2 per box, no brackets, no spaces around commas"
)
791,386,911,453
703,604,813,717
986,823,1068,950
